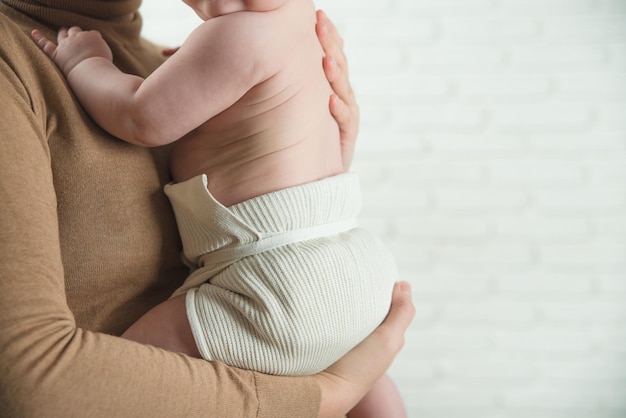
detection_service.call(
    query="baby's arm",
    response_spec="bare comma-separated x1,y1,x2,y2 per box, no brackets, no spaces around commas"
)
31,28,157,145
32,21,262,148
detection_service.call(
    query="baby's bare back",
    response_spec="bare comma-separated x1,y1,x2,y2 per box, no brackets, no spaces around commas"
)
170,7,341,207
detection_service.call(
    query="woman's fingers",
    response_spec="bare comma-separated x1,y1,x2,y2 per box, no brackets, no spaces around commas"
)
162,47,181,57
316,10,347,71
316,9,360,169
317,11,353,105
375,282,415,353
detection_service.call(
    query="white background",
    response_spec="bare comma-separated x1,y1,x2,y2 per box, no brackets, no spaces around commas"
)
139,1,626,417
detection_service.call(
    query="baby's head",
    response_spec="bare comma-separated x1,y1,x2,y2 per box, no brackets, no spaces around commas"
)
183,0,288,20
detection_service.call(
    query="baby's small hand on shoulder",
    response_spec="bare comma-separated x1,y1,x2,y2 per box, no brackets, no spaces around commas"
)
32,26,113,76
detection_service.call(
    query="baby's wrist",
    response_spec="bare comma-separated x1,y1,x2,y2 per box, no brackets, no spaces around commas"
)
64,55,109,79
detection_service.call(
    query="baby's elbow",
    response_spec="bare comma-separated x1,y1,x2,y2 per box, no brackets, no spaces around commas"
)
122,95,180,148
126,128,165,148
123,113,172,148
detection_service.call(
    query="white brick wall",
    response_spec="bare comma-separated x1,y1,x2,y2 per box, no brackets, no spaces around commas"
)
140,1,626,416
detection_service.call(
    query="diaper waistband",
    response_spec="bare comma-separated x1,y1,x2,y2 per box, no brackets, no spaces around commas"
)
164,172,362,266
204,217,358,265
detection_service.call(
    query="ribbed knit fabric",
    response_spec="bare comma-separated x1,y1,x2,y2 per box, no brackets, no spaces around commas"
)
164,173,396,375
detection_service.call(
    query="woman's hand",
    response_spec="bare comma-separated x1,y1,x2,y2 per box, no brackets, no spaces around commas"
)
316,10,360,172
315,282,415,418
162,47,180,57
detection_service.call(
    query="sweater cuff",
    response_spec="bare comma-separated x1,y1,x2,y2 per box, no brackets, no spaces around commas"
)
254,373,320,418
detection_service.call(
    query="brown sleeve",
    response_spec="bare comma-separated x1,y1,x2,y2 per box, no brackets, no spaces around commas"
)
0,19,320,418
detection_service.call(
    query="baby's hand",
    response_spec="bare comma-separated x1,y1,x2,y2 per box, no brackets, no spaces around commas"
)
31,27,113,77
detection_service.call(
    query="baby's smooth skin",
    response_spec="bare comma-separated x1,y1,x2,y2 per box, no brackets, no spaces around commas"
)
32,0,342,207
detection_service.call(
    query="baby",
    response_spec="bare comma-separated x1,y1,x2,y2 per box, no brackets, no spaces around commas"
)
33,0,405,416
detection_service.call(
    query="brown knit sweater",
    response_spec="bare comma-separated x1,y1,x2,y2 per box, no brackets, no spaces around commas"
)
0,1,320,416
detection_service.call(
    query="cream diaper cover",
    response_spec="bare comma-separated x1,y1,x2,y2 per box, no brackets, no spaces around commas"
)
164,173,396,375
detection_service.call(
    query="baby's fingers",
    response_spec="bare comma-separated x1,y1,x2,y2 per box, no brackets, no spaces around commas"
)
66,26,83,36
57,27,69,42
31,29,58,58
